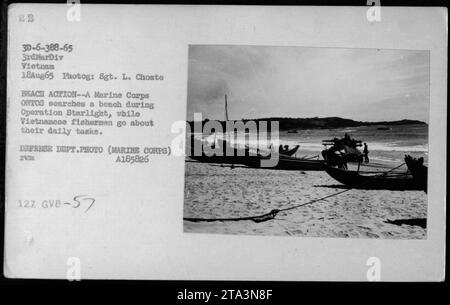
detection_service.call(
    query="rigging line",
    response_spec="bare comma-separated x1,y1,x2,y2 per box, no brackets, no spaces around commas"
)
277,162,406,213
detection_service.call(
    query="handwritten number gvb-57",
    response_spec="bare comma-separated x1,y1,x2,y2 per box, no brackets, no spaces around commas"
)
65,195,96,213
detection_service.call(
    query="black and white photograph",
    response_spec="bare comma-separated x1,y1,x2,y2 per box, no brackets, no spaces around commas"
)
2,3,446,283
184,45,429,239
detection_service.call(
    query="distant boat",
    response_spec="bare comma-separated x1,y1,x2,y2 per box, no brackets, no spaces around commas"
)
287,130,298,133
377,126,391,131
324,166,422,191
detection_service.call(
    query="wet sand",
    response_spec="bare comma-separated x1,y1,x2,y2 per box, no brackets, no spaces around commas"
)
183,161,427,239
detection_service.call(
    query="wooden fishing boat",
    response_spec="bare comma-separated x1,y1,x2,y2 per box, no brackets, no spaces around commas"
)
404,155,427,193
243,154,324,171
187,136,325,170
324,165,422,190
274,157,324,171
279,145,300,156
186,95,303,165
188,143,324,171
187,137,255,165
322,135,364,165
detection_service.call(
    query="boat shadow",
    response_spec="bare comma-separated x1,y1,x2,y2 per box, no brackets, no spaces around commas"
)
314,184,351,189
314,184,422,191
384,218,427,229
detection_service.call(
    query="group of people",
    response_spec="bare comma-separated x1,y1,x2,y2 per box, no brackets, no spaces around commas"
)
322,133,369,168
341,133,370,163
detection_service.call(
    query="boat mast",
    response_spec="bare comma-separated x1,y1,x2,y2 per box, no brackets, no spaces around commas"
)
224,95,230,144
225,94,229,121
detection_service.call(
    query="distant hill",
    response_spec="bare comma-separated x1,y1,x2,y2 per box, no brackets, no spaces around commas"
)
187,117,427,131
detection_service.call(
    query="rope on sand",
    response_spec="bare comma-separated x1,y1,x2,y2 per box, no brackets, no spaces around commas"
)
183,163,406,223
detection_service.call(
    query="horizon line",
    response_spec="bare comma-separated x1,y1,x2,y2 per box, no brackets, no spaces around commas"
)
187,116,428,124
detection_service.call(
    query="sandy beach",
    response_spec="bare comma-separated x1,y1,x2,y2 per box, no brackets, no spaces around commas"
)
183,161,427,239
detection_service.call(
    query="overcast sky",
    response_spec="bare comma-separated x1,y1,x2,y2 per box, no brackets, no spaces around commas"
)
186,45,429,122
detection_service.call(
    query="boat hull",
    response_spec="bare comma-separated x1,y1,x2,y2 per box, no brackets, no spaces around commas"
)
189,154,325,171
245,155,324,171
325,166,422,190
405,155,428,193
187,137,324,170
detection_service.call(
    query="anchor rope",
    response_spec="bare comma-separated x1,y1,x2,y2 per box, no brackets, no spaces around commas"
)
183,162,406,223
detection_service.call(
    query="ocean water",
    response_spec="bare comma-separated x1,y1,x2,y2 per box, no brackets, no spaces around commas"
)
282,124,428,165
195,124,428,166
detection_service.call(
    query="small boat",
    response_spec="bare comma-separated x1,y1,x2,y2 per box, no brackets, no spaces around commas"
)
287,130,298,133
377,126,391,131
321,135,364,166
187,137,254,164
405,155,427,193
274,155,324,171
187,137,324,170
324,165,422,190
186,95,322,170
279,144,300,157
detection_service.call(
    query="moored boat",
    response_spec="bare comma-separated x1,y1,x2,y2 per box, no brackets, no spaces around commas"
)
187,137,324,170
404,155,427,193
243,153,324,171
186,137,255,165
324,165,422,190
279,144,300,156
186,94,305,166
321,134,364,167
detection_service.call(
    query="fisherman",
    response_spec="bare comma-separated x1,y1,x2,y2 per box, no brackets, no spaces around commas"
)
363,142,369,163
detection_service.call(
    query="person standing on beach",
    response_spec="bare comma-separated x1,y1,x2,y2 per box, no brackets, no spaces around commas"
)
363,143,369,163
